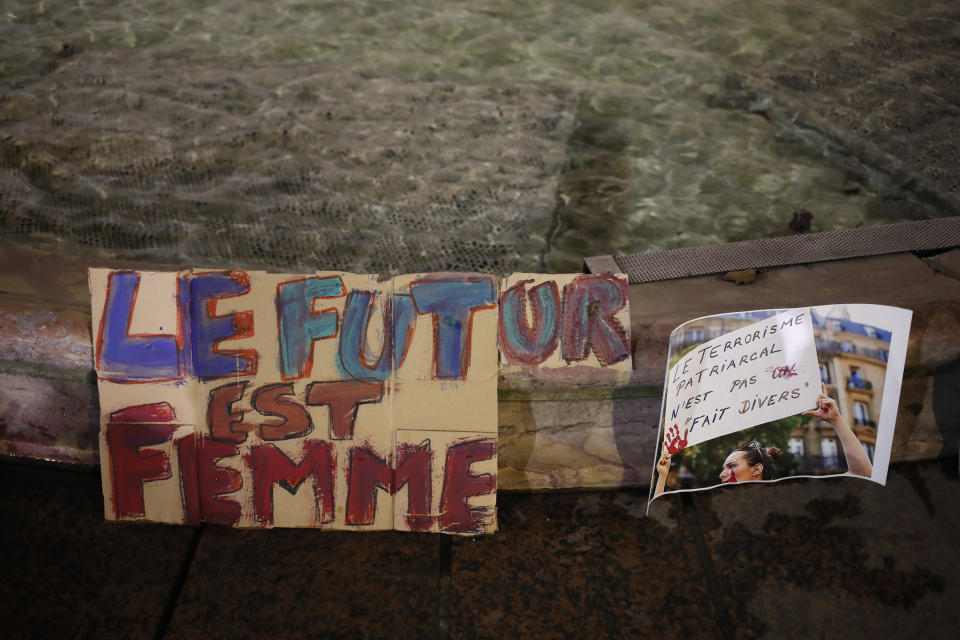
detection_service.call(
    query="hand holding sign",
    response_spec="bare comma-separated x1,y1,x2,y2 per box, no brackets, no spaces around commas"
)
664,423,688,454
653,425,686,500
653,443,673,499
656,444,672,475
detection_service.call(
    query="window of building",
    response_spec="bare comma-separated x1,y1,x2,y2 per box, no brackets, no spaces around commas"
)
864,326,877,338
841,341,854,353
821,437,839,469
854,402,870,425
848,367,867,389
861,442,875,463
819,363,831,383
788,437,804,457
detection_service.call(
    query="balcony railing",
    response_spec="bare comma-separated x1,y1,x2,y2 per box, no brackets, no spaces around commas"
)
816,339,889,362
846,377,873,391
669,328,726,350
853,418,876,428
798,455,843,471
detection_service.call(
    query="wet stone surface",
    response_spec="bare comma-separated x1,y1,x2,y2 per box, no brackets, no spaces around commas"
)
0,462,197,639
685,463,959,638
913,458,960,543
449,489,719,639
165,527,443,639
1,459,957,637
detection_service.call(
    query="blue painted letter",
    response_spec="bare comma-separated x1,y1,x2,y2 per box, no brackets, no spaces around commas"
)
96,271,182,382
277,276,343,380
190,271,257,380
498,279,560,364
409,276,496,379
338,291,416,381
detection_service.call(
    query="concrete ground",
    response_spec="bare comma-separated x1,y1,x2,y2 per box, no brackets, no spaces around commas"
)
1,457,956,639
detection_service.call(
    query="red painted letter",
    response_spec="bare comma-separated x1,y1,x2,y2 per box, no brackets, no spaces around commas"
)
396,441,434,531
106,422,176,519
251,441,335,526
251,382,313,441
344,441,434,530
439,438,496,533
345,445,393,526
207,381,255,443
561,274,630,366
178,436,243,526
306,380,384,440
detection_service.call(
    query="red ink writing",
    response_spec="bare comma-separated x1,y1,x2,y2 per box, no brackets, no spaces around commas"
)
767,363,798,379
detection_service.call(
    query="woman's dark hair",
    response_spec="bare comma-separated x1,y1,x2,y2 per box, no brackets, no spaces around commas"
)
735,440,782,480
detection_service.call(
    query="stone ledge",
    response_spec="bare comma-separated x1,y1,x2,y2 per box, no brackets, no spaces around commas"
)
1,243,958,489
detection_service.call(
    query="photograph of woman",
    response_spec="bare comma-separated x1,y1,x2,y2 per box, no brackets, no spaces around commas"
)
653,384,875,498
649,303,905,502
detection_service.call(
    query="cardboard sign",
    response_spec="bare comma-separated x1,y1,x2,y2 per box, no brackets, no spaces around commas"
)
664,308,820,450
90,269,631,533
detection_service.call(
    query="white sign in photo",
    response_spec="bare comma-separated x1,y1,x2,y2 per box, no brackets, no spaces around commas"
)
664,308,821,450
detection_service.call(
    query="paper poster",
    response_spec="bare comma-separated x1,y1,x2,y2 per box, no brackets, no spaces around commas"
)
664,309,821,450
650,305,911,505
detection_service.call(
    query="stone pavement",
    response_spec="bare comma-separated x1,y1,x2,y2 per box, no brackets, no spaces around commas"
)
2,457,956,639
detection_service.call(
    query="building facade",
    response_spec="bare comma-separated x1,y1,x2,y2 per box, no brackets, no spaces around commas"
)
792,307,890,473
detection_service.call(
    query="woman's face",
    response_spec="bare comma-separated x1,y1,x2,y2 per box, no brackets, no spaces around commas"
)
719,451,762,484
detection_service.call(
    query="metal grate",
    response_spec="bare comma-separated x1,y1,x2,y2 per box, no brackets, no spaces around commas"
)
0,50,578,276
586,217,960,283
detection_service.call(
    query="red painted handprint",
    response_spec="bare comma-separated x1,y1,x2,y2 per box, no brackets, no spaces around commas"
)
664,423,688,454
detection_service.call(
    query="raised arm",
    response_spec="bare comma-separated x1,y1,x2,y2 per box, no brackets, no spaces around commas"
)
654,444,671,498
802,383,872,478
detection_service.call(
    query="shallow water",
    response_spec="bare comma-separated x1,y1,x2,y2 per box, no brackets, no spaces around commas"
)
0,0,946,272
